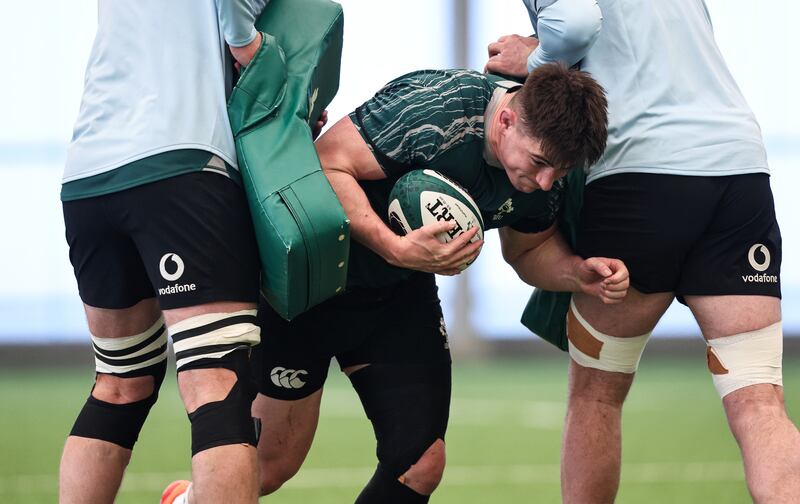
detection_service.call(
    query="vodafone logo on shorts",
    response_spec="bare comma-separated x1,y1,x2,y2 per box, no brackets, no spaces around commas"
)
158,253,197,296
159,253,185,281
747,244,770,272
742,243,778,284
270,367,308,389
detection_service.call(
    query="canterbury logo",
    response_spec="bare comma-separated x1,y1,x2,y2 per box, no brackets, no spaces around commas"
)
270,367,308,389
747,244,771,272
159,253,185,281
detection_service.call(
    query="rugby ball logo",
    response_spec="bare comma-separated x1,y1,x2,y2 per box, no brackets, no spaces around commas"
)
387,169,484,269
420,192,481,243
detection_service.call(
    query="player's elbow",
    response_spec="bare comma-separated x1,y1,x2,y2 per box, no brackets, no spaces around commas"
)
501,246,533,284
539,0,602,62
563,2,602,51
316,138,344,174
500,239,522,267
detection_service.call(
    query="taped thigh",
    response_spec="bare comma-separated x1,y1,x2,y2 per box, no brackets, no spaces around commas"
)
567,299,651,374
169,309,260,371
706,321,783,398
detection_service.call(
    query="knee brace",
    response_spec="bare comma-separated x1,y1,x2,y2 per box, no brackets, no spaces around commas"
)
567,299,651,373
349,363,451,482
168,309,260,371
706,321,783,398
70,317,168,449
181,347,260,456
356,466,430,504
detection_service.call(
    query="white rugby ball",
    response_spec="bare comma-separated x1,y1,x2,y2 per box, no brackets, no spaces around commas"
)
388,169,484,268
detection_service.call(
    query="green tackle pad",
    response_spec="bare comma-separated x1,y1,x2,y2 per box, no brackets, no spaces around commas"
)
227,0,349,320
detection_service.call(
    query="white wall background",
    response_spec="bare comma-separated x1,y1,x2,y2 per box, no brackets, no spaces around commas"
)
0,0,797,341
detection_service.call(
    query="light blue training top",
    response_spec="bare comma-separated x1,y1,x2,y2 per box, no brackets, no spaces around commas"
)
523,0,769,183
63,0,269,184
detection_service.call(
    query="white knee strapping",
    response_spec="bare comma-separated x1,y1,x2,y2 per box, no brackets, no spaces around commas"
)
168,309,260,370
91,316,167,374
706,321,783,398
567,299,652,374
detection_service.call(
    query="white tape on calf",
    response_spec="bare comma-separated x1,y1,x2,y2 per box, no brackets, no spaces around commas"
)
706,321,783,398
567,299,651,374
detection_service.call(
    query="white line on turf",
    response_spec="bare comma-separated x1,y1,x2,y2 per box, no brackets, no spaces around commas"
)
0,462,744,494
321,392,568,429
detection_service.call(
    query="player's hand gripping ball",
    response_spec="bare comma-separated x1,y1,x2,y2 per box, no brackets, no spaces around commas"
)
388,169,484,270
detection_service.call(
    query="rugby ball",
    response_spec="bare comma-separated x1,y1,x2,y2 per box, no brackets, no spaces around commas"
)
388,169,484,268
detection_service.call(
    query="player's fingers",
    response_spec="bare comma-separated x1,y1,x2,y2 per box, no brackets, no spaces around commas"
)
438,230,475,256
446,226,479,250
488,41,503,56
586,258,613,278
603,281,629,293
448,239,483,266
602,273,629,288
602,287,627,299
462,247,483,267
437,268,462,276
602,261,629,285
419,220,456,238
603,271,628,286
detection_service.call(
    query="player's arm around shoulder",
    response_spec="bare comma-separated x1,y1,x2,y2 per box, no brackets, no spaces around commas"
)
316,117,481,275
499,224,628,304
486,0,602,77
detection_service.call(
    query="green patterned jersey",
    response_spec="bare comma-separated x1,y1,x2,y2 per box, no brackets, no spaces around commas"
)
346,69,565,288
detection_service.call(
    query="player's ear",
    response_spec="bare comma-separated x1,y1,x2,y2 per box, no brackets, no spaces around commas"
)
498,107,518,133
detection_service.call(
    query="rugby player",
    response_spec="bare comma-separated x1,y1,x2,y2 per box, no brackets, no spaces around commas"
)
249,62,624,503
60,1,269,503
487,1,800,502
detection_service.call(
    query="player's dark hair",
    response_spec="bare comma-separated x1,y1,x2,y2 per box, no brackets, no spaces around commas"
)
514,63,608,170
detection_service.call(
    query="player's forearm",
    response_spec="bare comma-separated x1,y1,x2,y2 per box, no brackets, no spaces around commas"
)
527,0,602,72
325,170,402,264
507,232,584,292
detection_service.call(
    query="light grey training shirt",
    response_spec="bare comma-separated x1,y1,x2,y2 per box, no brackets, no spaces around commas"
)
63,0,269,184
524,0,769,183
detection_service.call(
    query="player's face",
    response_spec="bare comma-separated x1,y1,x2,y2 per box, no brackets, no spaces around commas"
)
496,110,568,193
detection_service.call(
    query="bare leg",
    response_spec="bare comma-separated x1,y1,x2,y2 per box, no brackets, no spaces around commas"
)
59,299,161,504
562,290,672,504
561,362,632,504
686,295,800,503
164,301,260,504
252,390,323,495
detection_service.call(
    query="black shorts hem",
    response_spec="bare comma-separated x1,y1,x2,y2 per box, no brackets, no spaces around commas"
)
156,291,259,311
